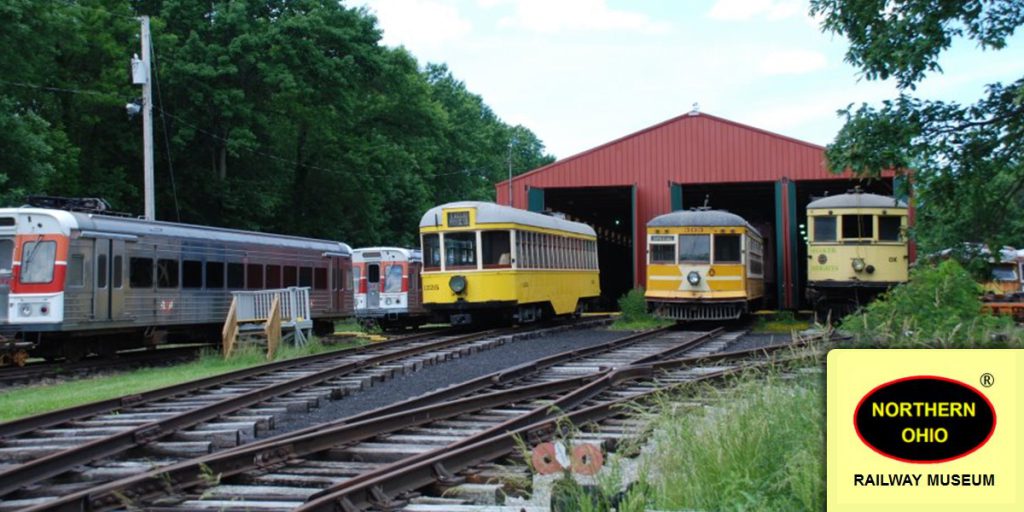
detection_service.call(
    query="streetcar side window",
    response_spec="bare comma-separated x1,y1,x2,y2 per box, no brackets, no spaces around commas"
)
246,264,263,290
129,257,153,288
205,261,224,289
266,265,282,288
227,263,245,289
423,234,441,271
314,267,328,290
352,266,361,290
813,216,837,242
182,260,203,289
0,239,13,275
713,234,742,264
299,267,313,287
157,259,179,289
283,266,297,287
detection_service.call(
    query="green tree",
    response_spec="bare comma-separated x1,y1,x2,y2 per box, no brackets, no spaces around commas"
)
810,1,1024,256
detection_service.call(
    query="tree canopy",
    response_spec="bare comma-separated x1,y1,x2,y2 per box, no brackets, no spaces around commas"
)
811,0,1024,258
0,0,553,248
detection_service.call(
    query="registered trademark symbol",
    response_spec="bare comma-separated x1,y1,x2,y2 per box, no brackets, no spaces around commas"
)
980,373,995,387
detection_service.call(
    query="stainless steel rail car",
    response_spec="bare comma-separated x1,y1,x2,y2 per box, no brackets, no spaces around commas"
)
353,247,428,330
0,207,353,361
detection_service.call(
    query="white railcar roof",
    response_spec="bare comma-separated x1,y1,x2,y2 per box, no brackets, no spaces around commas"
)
0,207,352,255
648,209,761,237
807,193,907,209
353,247,422,263
419,201,596,237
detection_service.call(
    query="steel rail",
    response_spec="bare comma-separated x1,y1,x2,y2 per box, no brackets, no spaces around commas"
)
0,326,510,498
0,345,204,387
300,348,807,512
0,328,452,439
24,325,709,511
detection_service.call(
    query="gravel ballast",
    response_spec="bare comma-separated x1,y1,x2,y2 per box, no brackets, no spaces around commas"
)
269,326,629,435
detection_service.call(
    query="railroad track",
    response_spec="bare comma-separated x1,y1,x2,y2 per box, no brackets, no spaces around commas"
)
18,327,776,511
0,345,207,388
0,321,615,507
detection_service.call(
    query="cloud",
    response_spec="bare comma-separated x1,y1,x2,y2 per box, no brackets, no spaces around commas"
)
708,0,803,21
482,0,670,34
359,0,472,47
758,49,828,75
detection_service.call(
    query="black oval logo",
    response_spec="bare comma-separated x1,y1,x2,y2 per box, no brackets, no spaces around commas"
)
854,376,996,463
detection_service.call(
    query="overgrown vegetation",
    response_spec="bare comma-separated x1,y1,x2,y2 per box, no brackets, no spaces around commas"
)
0,338,363,421
840,260,1021,347
609,288,671,331
643,374,824,511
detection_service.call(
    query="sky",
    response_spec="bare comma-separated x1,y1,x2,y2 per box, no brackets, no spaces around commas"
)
355,0,1024,160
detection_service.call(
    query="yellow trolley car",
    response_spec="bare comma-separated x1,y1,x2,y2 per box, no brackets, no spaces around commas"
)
805,191,909,317
419,201,600,325
645,209,765,321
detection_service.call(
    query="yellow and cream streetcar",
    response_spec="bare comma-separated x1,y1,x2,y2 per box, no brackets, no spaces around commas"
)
645,209,765,321
805,191,909,317
419,201,600,325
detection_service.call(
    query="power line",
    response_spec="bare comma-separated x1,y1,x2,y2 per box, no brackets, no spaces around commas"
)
0,79,119,101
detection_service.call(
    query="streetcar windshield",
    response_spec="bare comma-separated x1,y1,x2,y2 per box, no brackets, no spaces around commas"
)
444,232,477,269
678,235,710,263
20,240,57,284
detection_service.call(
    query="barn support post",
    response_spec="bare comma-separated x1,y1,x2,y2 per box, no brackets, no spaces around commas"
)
774,181,786,308
786,179,799,309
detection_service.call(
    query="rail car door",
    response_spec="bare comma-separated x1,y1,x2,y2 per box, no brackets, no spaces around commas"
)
93,239,110,321
92,239,127,322
367,263,380,308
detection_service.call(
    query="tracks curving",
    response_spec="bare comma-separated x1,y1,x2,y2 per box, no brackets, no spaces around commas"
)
21,327,766,511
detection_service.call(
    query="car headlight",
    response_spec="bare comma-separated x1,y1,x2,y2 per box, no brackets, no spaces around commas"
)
687,271,701,285
852,258,866,272
19,304,32,317
449,275,468,294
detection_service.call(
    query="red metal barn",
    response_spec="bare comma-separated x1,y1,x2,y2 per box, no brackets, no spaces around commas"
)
495,112,909,310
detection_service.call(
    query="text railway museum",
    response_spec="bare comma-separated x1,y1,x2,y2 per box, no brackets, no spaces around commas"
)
496,111,912,309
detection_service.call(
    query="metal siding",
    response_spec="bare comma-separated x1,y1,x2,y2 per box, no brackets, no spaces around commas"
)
497,113,871,294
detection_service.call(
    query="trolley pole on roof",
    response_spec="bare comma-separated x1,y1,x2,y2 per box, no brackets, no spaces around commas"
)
131,16,155,220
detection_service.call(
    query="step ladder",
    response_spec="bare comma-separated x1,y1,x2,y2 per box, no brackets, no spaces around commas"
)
222,287,314,359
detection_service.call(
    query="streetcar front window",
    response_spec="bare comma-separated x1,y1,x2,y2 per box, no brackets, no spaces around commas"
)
482,230,511,268
423,234,441,271
841,214,874,239
20,240,56,284
384,265,403,292
878,216,903,241
813,216,836,242
713,234,741,263
678,235,710,263
445,232,477,269
650,243,675,264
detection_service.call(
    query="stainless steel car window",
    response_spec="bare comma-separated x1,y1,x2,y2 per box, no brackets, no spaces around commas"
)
67,254,84,287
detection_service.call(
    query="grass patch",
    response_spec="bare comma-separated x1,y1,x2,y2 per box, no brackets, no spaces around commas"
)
0,337,365,422
610,288,673,331
642,373,824,511
752,310,812,334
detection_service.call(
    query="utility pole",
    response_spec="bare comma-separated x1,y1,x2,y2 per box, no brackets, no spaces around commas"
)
131,16,155,220
507,137,516,207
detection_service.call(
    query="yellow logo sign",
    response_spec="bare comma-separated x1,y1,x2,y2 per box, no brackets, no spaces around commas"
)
828,349,1019,511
